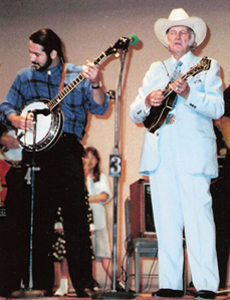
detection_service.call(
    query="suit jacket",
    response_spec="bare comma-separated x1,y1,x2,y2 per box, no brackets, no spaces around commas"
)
130,52,224,177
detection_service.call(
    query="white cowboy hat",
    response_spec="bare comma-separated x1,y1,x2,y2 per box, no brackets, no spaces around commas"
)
154,8,207,47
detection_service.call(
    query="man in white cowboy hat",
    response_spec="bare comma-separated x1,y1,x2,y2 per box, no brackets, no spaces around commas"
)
130,8,224,299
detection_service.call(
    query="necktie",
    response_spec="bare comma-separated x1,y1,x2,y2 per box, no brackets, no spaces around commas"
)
166,61,183,125
171,60,183,82
171,60,183,108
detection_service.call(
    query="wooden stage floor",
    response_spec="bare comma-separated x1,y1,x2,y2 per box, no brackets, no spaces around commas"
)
1,291,230,300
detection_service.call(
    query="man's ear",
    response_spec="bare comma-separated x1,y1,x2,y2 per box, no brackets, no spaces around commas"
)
50,49,58,60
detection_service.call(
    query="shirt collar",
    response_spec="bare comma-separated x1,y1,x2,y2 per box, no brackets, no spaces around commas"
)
34,62,63,77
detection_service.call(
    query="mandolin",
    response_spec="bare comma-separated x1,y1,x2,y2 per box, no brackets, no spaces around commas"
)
143,56,212,133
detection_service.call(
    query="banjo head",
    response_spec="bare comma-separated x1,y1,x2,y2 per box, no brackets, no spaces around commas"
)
18,100,63,152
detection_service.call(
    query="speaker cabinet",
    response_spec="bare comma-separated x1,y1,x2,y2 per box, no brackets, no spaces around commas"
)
129,178,156,238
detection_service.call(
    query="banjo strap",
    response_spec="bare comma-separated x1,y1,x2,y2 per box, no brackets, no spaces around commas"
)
59,63,67,93
58,63,67,108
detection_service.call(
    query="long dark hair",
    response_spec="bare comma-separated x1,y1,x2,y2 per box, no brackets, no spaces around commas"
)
29,28,65,63
84,147,101,182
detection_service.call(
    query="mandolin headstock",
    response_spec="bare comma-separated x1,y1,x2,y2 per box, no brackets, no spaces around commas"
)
184,56,212,79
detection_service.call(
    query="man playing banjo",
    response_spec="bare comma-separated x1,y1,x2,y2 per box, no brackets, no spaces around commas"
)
0,28,109,297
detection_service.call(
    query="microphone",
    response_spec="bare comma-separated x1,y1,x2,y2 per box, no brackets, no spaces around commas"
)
119,35,139,51
28,108,51,116
128,34,139,46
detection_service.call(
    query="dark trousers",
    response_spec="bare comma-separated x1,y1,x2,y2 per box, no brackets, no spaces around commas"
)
211,176,230,289
0,134,93,297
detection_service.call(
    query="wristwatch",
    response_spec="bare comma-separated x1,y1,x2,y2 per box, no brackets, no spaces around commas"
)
92,81,102,89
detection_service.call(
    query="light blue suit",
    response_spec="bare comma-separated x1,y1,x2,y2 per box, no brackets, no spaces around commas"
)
130,51,224,292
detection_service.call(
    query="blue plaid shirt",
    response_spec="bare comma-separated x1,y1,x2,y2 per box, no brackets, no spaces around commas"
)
0,63,109,141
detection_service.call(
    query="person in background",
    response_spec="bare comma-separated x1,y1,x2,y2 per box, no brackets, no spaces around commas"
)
84,147,113,285
212,85,230,291
52,206,70,296
0,125,19,210
0,124,24,292
0,124,20,208
0,28,109,297
0,124,19,152
130,8,224,300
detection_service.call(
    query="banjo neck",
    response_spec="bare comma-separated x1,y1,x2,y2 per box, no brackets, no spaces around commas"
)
47,52,110,111
47,36,130,111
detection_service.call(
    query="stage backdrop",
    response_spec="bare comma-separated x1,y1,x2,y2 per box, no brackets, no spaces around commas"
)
1,0,230,291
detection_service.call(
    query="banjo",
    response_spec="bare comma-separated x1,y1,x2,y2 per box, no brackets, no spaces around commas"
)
1,37,129,167
0,130,22,168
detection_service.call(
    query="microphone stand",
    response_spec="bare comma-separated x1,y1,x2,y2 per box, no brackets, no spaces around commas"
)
92,44,134,300
11,114,48,298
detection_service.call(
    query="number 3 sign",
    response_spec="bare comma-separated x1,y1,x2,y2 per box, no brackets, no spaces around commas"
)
109,154,121,177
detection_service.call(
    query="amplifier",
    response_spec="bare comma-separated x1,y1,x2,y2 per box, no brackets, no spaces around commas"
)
129,178,155,238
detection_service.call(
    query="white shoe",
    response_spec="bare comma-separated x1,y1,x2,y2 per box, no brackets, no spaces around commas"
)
54,278,68,296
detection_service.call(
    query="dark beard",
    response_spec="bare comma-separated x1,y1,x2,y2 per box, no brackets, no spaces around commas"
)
33,56,52,72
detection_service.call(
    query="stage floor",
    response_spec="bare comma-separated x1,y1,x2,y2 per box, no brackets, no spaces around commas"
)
1,291,230,300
